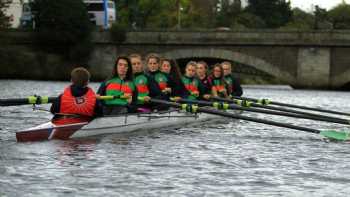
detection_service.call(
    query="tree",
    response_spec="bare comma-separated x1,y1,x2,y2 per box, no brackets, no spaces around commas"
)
116,0,216,29
215,0,243,27
31,0,92,62
313,5,330,29
281,8,314,30
328,2,350,29
236,12,266,29
0,0,12,29
246,0,292,28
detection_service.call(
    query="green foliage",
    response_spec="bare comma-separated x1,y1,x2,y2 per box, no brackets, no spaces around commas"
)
31,0,92,62
0,0,11,29
246,0,292,28
328,3,350,29
216,0,242,27
281,8,315,30
116,0,218,29
235,12,266,29
110,23,127,42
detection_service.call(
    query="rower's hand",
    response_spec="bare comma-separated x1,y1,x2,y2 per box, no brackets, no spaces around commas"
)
172,96,182,102
122,93,132,103
143,96,151,102
162,87,172,94
219,89,227,94
192,91,199,97
203,94,211,100
121,93,132,99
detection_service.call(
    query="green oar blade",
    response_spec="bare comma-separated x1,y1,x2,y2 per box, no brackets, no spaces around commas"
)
320,130,350,141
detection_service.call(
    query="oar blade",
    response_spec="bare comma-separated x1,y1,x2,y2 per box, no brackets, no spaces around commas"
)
320,130,350,141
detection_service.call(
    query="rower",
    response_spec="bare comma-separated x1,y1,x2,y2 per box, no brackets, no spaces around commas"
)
208,63,229,98
182,61,211,100
97,55,137,115
50,67,101,125
160,58,188,99
146,53,172,96
196,61,211,97
222,61,243,96
129,53,161,112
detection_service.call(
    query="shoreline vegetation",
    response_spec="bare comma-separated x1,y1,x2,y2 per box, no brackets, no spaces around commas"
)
2,1,350,90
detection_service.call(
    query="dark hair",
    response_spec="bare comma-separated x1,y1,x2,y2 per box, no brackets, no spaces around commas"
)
209,63,226,85
71,67,90,87
112,55,133,81
160,58,181,80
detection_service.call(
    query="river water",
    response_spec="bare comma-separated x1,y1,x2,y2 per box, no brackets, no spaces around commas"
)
1,80,350,196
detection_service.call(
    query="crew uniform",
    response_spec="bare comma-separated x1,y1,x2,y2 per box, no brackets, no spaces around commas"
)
182,76,207,100
198,75,211,96
148,70,174,110
224,74,243,96
133,71,162,110
97,76,137,114
50,85,101,125
209,76,227,98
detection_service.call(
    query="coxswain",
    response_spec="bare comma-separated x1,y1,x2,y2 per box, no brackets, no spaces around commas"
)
221,61,243,96
50,67,101,125
181,61,210,100
208,63,229,98
97,55,137,115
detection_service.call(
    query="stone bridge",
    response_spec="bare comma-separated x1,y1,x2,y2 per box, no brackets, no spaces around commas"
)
89,30,350,89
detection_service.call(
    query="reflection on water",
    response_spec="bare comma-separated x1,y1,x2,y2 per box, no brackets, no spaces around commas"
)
1,80,350,196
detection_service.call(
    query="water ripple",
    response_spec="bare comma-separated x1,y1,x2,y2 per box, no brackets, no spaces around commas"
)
1,80,350,196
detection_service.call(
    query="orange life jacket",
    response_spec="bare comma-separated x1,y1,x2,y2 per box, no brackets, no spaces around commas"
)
53,86,96,125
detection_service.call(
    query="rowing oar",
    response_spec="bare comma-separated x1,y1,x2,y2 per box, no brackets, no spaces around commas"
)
213,97,348,123
0,95,121,106
177,99,350,125
150,98,350,141
232,95,350,117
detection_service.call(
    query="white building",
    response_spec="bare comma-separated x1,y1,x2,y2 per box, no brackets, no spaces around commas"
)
4,0,116,29
4,0,28,28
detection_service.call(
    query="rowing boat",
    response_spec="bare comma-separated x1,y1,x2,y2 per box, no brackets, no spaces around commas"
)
16,108,236,142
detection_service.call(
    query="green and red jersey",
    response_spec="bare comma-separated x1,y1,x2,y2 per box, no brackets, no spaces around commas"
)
104,77,135,106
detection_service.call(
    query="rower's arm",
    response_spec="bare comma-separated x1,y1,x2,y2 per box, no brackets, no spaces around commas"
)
231,77,243,96
50,95,62,115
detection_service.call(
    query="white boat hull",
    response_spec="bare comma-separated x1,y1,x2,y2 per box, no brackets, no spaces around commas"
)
16,109,237,142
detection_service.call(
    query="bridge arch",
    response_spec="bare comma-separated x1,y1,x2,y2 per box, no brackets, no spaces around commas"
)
331,68,350,88
162,49,295,83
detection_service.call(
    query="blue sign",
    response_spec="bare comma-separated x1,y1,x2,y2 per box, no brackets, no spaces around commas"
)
103,0,108,29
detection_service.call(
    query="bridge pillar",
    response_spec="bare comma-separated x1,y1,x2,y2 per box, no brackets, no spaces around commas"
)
88,45,117,80
296,47,331,88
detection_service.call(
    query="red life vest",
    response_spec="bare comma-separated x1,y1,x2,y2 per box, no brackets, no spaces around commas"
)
53,86,96,125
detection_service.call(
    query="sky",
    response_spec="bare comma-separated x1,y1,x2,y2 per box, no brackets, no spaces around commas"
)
290,0,350,11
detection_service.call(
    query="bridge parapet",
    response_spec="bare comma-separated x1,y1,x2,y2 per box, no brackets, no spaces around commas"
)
93,30,350,46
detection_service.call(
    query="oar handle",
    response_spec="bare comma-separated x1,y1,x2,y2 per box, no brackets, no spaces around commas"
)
232,96,350,117
0,96,57,106
97,95,129,100
150,98,321,134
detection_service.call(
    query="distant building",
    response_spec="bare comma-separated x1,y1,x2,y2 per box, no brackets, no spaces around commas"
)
4,0,116,29
241,0,248,7
4,0,27,28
